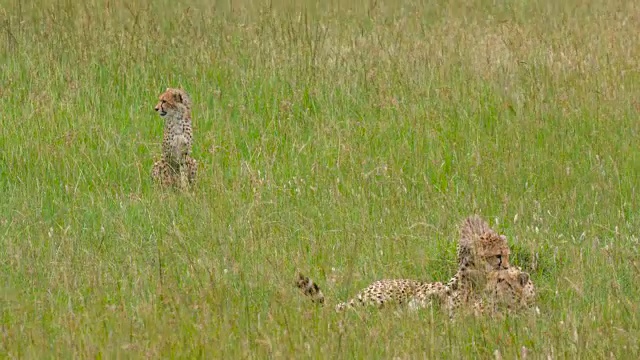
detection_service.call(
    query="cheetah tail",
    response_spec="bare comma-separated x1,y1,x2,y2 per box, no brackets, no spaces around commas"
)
296,273,325,305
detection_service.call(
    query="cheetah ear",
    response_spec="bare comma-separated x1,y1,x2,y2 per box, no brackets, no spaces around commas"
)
518,272,530,287
174,91,183,104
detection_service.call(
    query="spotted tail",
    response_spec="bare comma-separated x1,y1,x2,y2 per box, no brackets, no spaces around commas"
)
296,273,325,304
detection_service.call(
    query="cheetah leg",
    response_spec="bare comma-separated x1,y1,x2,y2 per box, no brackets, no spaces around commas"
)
177,156,197,190
151,160,162,184
335,290,386,312
335,299,366,312
335,301,352,312
472,299,485,317
152,159,171,186
178,164,189,190
187,157,197,185
152,158,180,187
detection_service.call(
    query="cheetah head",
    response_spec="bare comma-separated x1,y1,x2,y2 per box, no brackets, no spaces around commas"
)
154,88,191,118
476,231,511,272
459,216,511,274
484,266,535,310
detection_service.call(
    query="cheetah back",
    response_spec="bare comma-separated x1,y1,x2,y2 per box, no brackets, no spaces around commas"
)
296,274,450,312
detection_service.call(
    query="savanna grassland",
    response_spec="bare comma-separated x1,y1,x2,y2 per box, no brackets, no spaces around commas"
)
1,0,640,358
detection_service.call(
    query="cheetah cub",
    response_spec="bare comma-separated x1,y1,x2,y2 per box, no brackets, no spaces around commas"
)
296,266,534,316
454,215,512,288
296,216,536,316
151,88,197,189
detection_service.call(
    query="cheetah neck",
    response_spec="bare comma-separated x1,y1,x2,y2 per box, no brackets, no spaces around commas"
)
163,112,191,135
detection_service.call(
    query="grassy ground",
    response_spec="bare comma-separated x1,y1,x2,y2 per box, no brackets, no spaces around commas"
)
1,0,640,358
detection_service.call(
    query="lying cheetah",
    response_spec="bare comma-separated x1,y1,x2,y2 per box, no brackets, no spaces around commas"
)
296,274,449,310
410,215,533,314
296,215,535,315
296,266,534,315
480,265,536,312
151,88,197,189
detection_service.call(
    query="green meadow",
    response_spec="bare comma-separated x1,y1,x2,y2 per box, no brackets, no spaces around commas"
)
1,0,639,358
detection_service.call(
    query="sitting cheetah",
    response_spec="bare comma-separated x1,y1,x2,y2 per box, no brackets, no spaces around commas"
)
409,216,534,314
407,267,536,316
453,215,512,288
407,215,515,308
151,88,197,189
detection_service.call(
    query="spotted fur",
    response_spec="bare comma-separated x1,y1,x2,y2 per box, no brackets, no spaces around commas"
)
480,265,536,313
296,273,449,312
455,215,511,286
296,266,534,316
151,88,197,189
296,216,535,316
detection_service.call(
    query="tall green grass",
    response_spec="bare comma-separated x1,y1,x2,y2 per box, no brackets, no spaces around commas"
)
1,0,639,357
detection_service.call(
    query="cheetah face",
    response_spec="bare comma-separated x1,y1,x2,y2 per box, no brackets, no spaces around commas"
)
486,267,535,309
482,252,510,271
478,233,511,271
155,88,188,118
